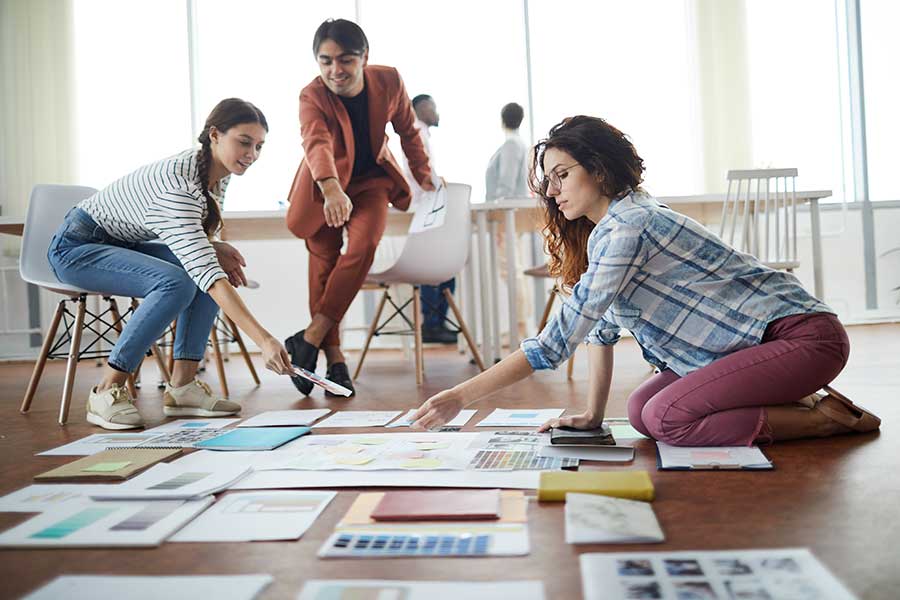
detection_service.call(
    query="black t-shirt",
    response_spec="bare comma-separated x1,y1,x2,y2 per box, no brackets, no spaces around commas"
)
338,87,385,179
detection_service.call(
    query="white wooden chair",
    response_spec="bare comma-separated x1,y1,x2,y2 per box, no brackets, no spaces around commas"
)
721,168,801,271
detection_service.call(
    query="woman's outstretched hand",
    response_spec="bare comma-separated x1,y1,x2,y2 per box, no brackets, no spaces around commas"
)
537,411,602,433
260,336,293,375
411,389,464,430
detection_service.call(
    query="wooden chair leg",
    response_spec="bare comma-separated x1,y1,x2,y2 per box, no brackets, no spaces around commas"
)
59,296,87,425
166,319,176,374
353,289,389,380
537,284,557,330
412,286,424,385
209,325,229,398
21,299,67,414
443,288,486,371
227,316,259,385
106,297,137,398
150,343,171,384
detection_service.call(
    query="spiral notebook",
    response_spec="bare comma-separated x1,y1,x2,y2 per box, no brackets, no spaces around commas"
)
34,448,182,482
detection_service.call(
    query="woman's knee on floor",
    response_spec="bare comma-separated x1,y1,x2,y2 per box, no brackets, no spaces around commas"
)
639,397,697,445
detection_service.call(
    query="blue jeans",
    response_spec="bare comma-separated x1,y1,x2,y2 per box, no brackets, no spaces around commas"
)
420,278,455,329
47,208,219,373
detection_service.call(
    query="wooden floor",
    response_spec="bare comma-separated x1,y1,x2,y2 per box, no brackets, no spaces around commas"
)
0,324,898,599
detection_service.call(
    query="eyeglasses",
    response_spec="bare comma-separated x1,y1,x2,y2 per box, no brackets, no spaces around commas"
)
543,163,579,194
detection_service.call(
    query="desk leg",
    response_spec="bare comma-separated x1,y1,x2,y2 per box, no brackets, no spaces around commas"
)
809,198,824,300
505,210,519,351
476,211,492,363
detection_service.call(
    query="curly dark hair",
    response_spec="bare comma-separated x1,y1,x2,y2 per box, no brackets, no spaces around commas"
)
529,116,645,288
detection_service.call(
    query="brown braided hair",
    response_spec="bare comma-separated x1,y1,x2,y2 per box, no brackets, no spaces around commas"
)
528,116,645,289
196,98,268,236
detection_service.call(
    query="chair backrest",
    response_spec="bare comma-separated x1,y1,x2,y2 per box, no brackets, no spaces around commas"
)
369,183,471,285
20,184,98,292
720,168,800,269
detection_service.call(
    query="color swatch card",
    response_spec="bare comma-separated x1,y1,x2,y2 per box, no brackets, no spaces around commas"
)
0,497,213,548
580,548,857,600
34,448,181,482
0,484,115,513
193,426,310,451
297,580,546,600
371,489,502,521
467,449,578,471
87,463,252,501
319,526,529,558
386,409,477,428
145,418,240,433
236,409,331,428
312,411,403,428
23,575,273,600
565,493,665,544
475,408,565,427
170,491,335,542
656,443,773,470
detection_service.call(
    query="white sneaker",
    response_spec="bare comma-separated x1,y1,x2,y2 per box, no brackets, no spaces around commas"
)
86,384,144,430
163,379,241,417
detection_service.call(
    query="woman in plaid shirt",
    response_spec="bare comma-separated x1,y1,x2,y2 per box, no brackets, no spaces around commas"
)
413,116,879,446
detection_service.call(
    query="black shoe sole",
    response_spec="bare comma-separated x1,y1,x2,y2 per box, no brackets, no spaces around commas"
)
285,335,314,396
324,363,356,398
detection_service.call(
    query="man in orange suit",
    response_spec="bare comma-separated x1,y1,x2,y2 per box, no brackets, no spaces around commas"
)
285,18,434,397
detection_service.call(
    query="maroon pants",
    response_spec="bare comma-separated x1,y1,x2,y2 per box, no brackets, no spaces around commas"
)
305,176,392,347
627,312,850,446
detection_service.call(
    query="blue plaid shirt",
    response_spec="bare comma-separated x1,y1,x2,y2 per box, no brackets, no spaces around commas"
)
521,190,832,376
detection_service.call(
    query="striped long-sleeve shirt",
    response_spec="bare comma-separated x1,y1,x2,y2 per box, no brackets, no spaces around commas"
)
521,189,833,377
78,148,230,292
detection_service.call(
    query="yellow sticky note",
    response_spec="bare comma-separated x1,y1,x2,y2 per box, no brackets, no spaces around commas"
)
82,461,132,473
414,442,450,451
325,445,364,455
401,458,442,469
335,456,374,466
355,438,389,445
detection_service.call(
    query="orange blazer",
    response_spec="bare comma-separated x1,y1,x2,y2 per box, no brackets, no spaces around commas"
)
285,65,432,239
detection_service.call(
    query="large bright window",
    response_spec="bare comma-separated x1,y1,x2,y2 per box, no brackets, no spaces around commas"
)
194,1,355,211
359,0,530,204
860,0,900,202
744,0,843,200
73,0,191,188
527,0,701,196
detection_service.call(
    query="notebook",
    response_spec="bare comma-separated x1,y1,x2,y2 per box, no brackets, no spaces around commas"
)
370,489,502,522
34,448,182,482
550,424,616,446
193,426,310,451
538,470,655,502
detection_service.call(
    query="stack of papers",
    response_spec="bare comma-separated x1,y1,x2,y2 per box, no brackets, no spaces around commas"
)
23,575,272,600
88,463,251,501
656,443,773,470
565,493,664,544
236,410,331,428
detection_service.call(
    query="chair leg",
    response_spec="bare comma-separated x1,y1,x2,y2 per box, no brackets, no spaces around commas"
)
443,288,486,371
227,316,259,385
567,350,575,380
166,319,176,374
209,325,229,398
537,284,557,330
21,299,67,414
412,286,424,385
59,296,87,425
107,297,137,398
150,343,171,384
353,289,389,380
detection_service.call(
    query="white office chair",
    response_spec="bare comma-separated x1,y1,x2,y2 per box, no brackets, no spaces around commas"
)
18,184,170,425
354,183,486,384
721,168,801,271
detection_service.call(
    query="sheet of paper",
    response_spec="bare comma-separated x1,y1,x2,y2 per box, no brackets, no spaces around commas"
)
236,409,331,428
23,575,273,600
386,408,477,428
537,444,635,462
565,493,664,544
0,497,213,548
297,580,545,600
0,484,117,513
580,548,857,600
313,411,404,428
656,442,773,470
604,418,649,440
170,490,335,542
408,186,448,233
475,408,564,428
88,463,252,501
38,432,167,456
145,418,241,433
469,430,550,451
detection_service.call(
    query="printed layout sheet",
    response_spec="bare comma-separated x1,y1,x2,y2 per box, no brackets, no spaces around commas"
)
236,410,332,428
0,497,214,548
22,575,273,600
297,580,545,600
387,409,478,428
0,484,116,513
312,411,403,428
475,408,565,428
580,548,857,600
87,463,252,501
171,491,336,542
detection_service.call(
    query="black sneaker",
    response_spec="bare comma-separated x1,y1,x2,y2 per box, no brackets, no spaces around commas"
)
421,326,458,344
325,362,355,397
284,329,319,396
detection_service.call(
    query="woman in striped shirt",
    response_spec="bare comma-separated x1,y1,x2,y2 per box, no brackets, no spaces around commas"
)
48,98,292,430
412,116,880,446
